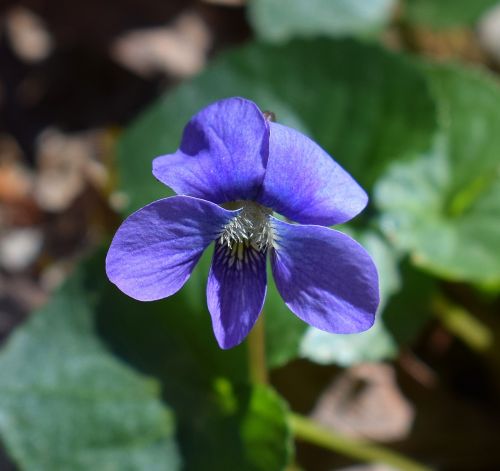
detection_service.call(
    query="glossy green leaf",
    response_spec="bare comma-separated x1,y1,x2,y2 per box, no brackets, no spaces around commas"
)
405,0,497,28
248,0,397,42
377,64,500,283
0,258,181,471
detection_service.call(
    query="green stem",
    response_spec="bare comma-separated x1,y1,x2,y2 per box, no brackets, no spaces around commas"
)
432,295,493,352
247,313,268,384
290,413,433,471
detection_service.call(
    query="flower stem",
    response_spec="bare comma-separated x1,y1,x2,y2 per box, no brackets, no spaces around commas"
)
247,313,268,384
290,413,433,471
432,295,493,353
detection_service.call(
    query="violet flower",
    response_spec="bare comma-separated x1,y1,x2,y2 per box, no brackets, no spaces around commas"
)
106,97,379,349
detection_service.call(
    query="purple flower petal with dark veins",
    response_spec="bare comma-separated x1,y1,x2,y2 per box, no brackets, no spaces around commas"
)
153,97,269,204
106,196,236,301
107,97,380,349
258,123,368,226
207,241,267,349
270,218,378,333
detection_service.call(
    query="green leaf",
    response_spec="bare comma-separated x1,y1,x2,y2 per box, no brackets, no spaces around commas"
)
404,0,497,28
0,258,181,471
176,380,292,471
376,64,500,283
0,250,292,470
248,0,397,42
300,316,398,366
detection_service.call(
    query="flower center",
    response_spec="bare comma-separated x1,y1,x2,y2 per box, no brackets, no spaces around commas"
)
219,200,273,252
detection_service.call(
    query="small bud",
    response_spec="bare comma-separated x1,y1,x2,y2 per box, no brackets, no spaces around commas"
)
263,111,276,122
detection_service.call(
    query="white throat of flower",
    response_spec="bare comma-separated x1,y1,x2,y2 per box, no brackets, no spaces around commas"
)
219,200,274,252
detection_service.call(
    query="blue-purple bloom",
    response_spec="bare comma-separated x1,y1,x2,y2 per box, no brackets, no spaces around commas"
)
106,97,379,349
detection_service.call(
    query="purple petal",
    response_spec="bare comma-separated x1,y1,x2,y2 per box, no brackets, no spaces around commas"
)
258,123,368,225
153,97,269,204
106,196,236,301
206,241,267,349
270,218,379,333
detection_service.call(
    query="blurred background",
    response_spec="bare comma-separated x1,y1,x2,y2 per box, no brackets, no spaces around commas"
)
1,1,500,470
